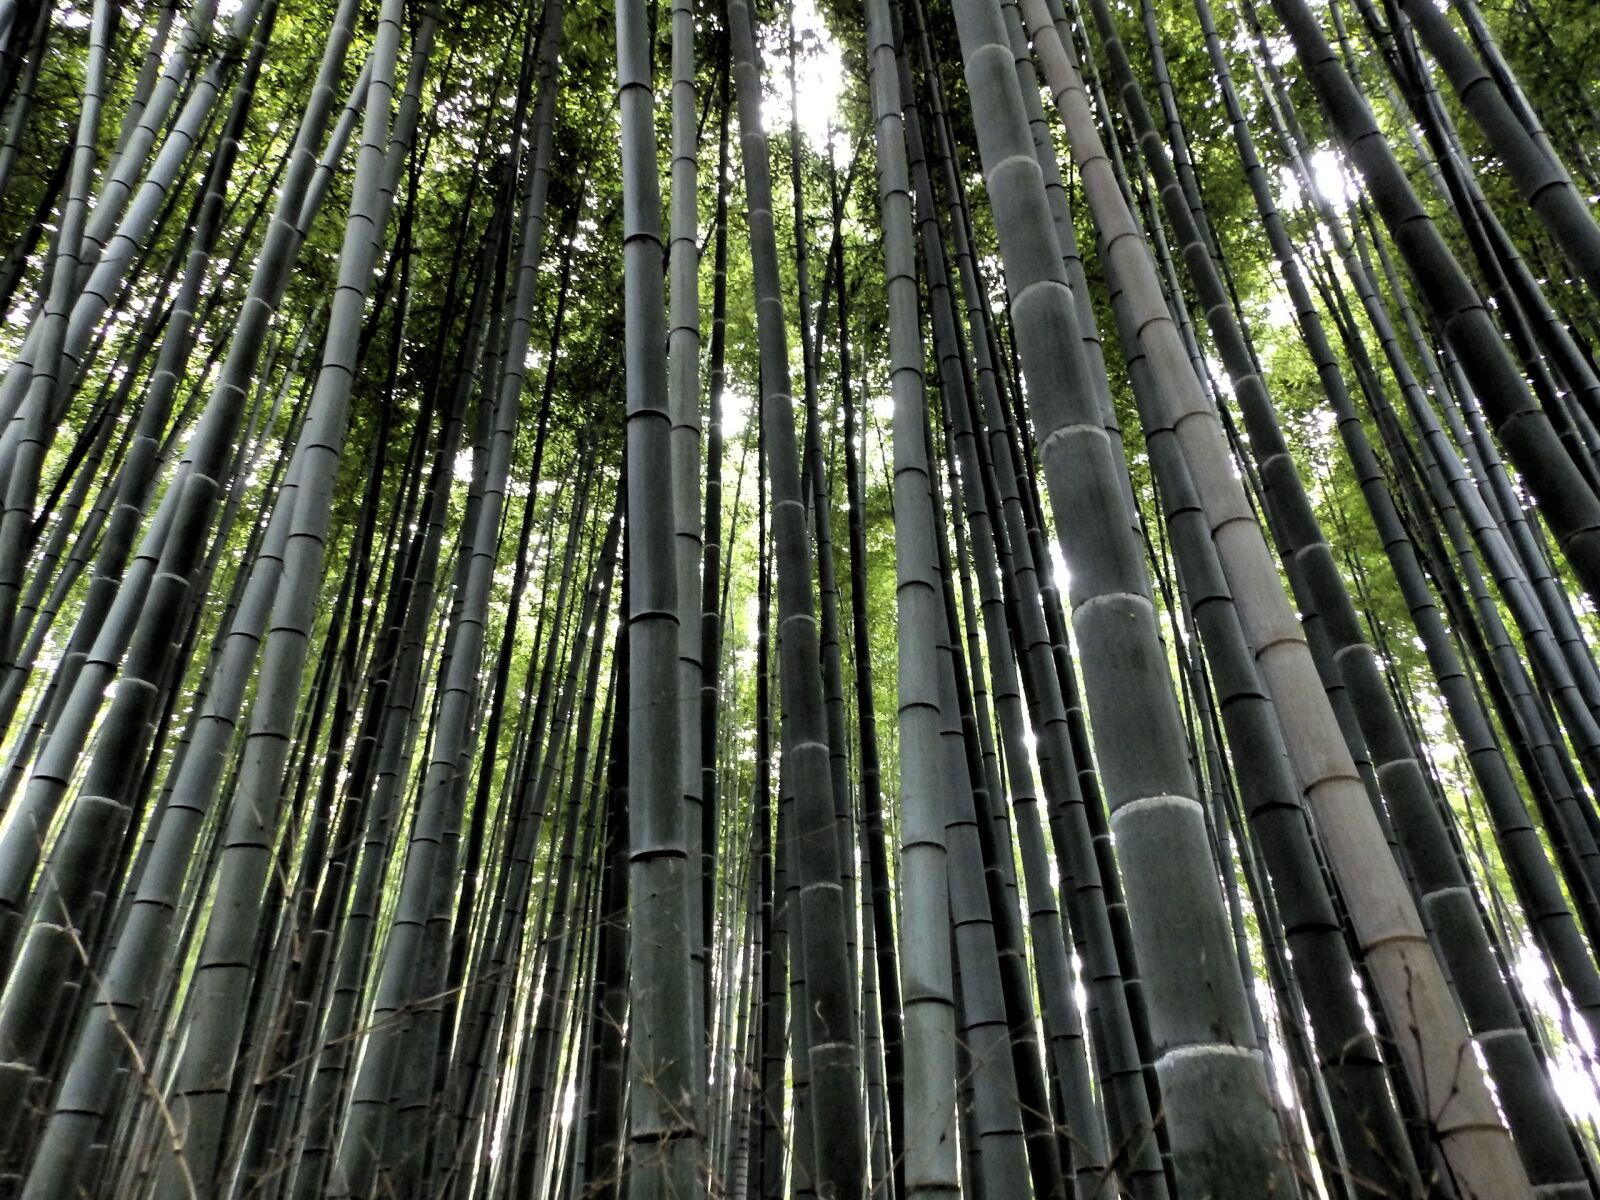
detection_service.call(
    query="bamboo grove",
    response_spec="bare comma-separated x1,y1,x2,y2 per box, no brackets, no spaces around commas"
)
2,0,1600,1193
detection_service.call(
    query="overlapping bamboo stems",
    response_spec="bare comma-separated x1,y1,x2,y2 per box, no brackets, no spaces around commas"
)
1381,39,1600,490
1144,520,1277,1085
864,0,961,1189
10,460,291,1186
783,697,819,1194
902,33,1105,1199
890,20,1161,1196
936,291,1092,1188
556,791,618,1194
1031,0,1545,1194
1368,259,1600,798
828,131,906,1200
438,337,571,1166
225,196,433,1180
0,0,266,515
232,428,396,1194
1088,16,1536,1200
726,0,867,1191
947,0,1299,1192
0,7,639,1192
0,7,281,1162
288,222,515,1200
0,25,300,966
902,14,1166,1160
913,352,1053,1199
0,0,111,733
1343,12,1580,419
319,8,561,1191
1105,133,1339,1164
1313,222,1600,1040
0,0,1595,1192
1355,0,1600,695
1243,6,1600,933
505,518,618,1194
1268,0,1600,608
1459,0,1600,202
136,1,413,1191
439,588,579,1189
1010,4,1192,1176
0,0,205,426
707,762,757,1189
1195,0,1600,1157
616,0,702,1188
1466,0,1600,192
1082,0,1586,1189
462,496,593,1195
1156,220,1424,1186
1318,259,1583,831
1192,641,1354,1196
936,358,1019,920
511,786,605,1197
786,124,864,1088
1260,7,1600,1184
1073,23,1429,1199
706,470,759,1192
90,0,222,258
1318,0,1600,1004
0,14,371,1189
0,0,279,736
0,0,370,962
1388,0,1600,307
441,282,586,1190
0,0,51,208
1325,258,1595,910
252,80,451,1190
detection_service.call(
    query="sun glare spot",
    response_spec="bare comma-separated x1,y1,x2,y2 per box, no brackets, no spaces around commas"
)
1277,147,1357,211
762,0,846,151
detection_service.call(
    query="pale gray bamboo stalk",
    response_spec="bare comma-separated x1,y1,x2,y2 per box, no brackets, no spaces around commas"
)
667,0,705,1062
109,2,178,163
864,0,960,1188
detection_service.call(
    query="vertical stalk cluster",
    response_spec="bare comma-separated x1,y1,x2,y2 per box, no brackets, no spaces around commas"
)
0,0,1594,1194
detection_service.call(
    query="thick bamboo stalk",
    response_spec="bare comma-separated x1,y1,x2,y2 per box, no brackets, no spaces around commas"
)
864,0,960,1188
615,0,702,1190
